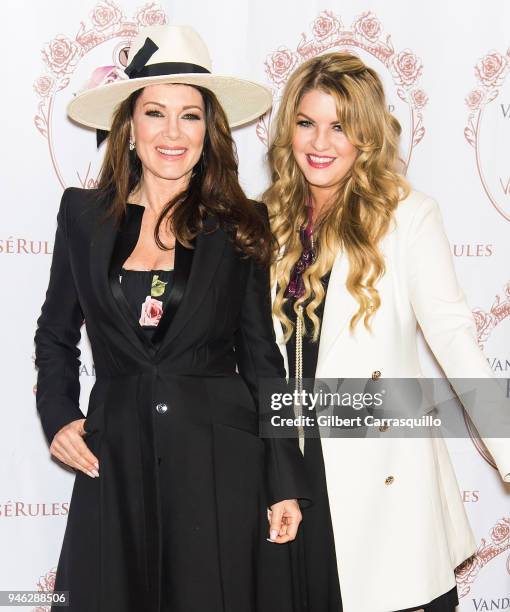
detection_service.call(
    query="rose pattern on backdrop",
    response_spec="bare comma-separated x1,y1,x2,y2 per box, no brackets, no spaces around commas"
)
33,0,168,189
259,10,428,172
455,517,510,597
34,568,56,612
472,281,510,349
465,48,510,221
90,1,123,34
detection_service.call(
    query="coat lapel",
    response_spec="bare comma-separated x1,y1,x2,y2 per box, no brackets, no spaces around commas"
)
89,202,227,362
89,203,153,361
156,214,227,356
108,205,160,358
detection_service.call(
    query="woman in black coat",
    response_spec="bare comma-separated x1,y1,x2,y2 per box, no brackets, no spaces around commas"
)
34,25,310,612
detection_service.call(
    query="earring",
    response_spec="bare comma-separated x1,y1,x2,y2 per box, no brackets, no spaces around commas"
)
129,139,136,151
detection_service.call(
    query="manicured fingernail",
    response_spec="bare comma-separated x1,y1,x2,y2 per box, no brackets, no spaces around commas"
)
270,529,278,540
91,468,99,477
266,538,276,543
86,470,96,478
94,462,99,470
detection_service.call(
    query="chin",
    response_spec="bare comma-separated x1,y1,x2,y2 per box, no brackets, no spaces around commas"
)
152,167,192,181
303,174,338,188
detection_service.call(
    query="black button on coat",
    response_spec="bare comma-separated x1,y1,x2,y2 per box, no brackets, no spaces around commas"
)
34,187,312,612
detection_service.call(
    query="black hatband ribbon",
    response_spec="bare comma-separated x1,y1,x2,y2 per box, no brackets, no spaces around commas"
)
123,36,211,79
124,37,159,78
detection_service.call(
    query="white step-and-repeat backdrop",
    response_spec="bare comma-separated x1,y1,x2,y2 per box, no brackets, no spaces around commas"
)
1,0,509,609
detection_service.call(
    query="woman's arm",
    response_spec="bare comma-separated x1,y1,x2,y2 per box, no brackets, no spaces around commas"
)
34,188,86,446
234,202,313,509
407,195,510,482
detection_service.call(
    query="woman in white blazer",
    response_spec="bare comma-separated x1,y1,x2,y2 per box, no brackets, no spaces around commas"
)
263,52,510,612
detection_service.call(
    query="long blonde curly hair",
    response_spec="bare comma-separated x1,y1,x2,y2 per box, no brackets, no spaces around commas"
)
263,52,410,342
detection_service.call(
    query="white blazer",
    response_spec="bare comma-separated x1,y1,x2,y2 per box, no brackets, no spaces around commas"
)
271,190,510,612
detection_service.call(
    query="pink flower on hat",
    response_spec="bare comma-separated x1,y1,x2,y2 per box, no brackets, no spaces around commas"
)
82,65,128,91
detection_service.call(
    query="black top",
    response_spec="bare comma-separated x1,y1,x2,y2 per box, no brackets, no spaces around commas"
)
282,270,331,381
119,267,174,342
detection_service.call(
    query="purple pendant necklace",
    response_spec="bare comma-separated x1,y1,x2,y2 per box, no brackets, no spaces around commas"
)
284,194,316,300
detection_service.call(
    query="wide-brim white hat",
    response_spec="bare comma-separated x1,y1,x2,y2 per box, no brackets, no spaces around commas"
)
67,24,272,130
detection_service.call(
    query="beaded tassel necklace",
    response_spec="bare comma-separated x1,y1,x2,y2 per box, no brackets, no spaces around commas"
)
284,195,316,453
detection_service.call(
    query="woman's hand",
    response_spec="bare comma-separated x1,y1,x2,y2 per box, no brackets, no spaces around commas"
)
50,418,99,478
267,499,302,543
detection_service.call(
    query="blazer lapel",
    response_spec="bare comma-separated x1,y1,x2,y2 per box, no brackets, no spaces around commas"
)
315,248,358,377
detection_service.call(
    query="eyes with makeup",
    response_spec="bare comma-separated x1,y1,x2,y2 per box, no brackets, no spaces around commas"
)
296,118,343,132
144,108,203,121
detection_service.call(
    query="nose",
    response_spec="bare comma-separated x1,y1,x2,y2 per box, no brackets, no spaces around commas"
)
311,126,331,152
163,114,181,140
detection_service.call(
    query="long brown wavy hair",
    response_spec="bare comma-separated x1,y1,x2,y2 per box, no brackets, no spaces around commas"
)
263,52,410,341
93,84,272,265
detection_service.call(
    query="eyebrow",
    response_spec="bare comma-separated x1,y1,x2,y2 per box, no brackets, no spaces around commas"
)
296,112,340,125
143,101,204,111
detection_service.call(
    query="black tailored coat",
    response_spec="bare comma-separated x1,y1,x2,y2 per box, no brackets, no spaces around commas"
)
34,186,311,612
